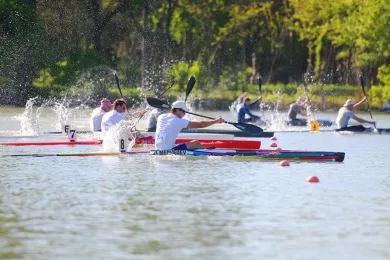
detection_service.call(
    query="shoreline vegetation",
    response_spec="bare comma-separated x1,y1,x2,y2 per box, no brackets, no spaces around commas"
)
1,1,390,109
1,82,389,112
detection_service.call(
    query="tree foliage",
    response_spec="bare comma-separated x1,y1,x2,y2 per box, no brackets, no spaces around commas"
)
0,0,389,106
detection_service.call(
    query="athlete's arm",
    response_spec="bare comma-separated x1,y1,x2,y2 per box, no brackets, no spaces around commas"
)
243,106,256,117
352,115,375,124
353,97,367,109
187,118,224,128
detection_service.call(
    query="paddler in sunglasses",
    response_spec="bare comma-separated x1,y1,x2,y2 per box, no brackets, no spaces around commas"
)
155,101,224,150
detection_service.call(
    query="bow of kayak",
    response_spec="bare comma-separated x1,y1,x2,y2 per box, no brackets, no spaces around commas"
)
3,148,345,162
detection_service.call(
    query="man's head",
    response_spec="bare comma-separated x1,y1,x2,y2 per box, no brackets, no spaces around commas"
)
296,97,304,106
171,101,189,118
244,97,251,106
100,98,112,112
343,99,355,110
113,98,127,113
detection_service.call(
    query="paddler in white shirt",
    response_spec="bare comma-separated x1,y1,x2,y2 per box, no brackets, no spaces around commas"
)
155,101,224,150
101,98,145,138
101,98,127,132
90,98,112,132
335,97,375,131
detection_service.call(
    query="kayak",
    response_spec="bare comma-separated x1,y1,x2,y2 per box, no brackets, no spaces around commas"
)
335,125,390,134
4,148,345,162
43,129,274,138
136,137,261,149
172,129,273,138
285,119,333,127
0,137,261,149
274,126,390,134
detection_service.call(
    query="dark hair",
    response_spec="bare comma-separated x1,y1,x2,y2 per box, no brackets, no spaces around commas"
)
113,98,126,108
244,97,251,102
171,108,185,113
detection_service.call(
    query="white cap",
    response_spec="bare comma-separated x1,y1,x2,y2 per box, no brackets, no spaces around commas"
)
172,101,189,112
343,99,355,107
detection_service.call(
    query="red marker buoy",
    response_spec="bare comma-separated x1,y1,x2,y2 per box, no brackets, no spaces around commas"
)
271,136,277,141
279,160,290,166
270,142,278,147
307,176,320,183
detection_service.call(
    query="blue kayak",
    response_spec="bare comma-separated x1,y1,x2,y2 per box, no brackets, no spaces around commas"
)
5,148,346,162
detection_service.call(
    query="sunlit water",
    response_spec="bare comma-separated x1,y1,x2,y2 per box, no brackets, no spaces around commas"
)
1,106,390,259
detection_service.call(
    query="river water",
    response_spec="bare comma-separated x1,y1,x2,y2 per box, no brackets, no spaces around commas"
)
1,106,390,259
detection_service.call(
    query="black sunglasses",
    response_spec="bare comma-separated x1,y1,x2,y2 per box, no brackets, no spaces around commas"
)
178,108,186,114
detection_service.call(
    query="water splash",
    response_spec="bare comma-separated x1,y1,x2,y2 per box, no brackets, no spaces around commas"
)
14,97,41,135
102,118,138,152
45,98,91,132
266,90,290,130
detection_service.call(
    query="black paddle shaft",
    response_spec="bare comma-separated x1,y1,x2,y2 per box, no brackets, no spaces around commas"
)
185,111,263,135
146,97,263,135
360,75,376,128
114,72,123,97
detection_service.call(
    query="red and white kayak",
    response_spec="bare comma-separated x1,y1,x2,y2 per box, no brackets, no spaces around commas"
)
0,137,261,149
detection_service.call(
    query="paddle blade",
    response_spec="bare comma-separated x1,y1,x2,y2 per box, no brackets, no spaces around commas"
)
114,71,123,97
146,97,171,110
185,76,196,102
360,75,367,96
230,122,263,136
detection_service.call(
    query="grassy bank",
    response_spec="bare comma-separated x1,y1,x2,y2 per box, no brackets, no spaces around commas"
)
11,82,389,111
135,83,388,111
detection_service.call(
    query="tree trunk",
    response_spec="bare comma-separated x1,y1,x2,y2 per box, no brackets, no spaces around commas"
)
141,0,151,90
14,0,37,106
90,0,102,54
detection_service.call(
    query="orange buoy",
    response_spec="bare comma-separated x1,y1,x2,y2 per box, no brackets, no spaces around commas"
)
270,142,278,147
271,136,277,141
307,176,320,183
279,160,290,166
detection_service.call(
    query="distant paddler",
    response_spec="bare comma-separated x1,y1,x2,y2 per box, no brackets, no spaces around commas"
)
90,98,112,132
146,108,164,132
236,97,262,123
335,97,376,131
155,101,224,150
382,99,390,112
287,98,308,126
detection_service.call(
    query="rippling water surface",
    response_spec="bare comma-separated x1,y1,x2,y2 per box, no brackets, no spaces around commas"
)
1,107,390,259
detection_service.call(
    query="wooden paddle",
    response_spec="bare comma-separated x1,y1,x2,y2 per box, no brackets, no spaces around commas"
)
146,97,264,136
359,75,377,128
